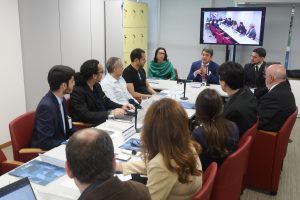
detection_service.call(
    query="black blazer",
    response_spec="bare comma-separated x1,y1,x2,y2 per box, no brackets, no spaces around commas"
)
70,83,122,125
224,87,257,137
258,81,296,132
32,91,75,150
244,61,266,88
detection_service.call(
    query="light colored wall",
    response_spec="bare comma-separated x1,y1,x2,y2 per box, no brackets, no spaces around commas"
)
159,0,226,78
19,0,106,111
0,0,26,143
158,0,299,79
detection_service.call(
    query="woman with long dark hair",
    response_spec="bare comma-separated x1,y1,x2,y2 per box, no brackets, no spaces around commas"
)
192,88,239,170
117,98,202,200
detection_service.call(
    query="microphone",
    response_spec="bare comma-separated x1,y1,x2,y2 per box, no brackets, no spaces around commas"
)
177,79,193,84
129,99,142,109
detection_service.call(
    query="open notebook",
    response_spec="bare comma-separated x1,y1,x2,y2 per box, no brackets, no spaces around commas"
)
0,177,37,200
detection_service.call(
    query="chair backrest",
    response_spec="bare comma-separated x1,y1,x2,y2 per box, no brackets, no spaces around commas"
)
223,37,234,45
240,117,259,146
174,68,179,80
211,136,252,200
0,149,6,163
277,108,298,159
192,162,218,200
9,111,35,161
0,149,7,175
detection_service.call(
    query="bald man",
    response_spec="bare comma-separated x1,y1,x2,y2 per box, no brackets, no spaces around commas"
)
65,128,151,200
258,64,296,132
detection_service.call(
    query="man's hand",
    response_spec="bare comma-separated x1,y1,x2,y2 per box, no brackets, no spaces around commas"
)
112,108,126,117
122,103,135,111
200,65,207,75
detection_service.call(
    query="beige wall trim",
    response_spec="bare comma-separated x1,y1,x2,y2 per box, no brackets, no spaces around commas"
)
0,141,12,149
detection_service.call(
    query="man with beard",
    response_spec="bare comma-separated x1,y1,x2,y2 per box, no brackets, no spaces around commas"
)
70,59,133,125
32,65,76,150
123,48,156,100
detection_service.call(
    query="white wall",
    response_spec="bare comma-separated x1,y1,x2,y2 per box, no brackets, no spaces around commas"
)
19,0,106,111
158,0,300,78
159,0,227,78
0,0,26,144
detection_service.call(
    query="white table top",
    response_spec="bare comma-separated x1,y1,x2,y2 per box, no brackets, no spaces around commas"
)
219,24,258,45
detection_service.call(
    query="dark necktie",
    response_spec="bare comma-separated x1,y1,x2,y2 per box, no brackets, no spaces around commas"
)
255,65,259,73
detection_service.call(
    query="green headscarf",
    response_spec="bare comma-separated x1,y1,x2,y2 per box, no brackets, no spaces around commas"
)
148,61,176,80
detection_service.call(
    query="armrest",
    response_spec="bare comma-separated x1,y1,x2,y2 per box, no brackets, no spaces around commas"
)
2,160,23,166
1,160,23,174
257,130,278,136
19,148,46,154
72,121,93,129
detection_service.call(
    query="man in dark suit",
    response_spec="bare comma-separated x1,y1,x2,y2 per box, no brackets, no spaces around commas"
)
244,48,267,98
32,65,76,150
65,128,151,200
218,61,257,137
258,64,296,132
71,59,134,125
187,47,219,84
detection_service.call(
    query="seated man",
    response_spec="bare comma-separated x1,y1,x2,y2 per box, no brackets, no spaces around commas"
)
101,57,135,105
258,64,296,132
237,22,246,34
123,48,156,100
65,128,151,200
187,47,219,84
70,59,133,125
217,61,257,137
246,24,256,40
244,48,267,89
32,65,76,150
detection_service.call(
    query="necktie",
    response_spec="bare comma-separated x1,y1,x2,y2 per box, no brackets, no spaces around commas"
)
255,65,258,73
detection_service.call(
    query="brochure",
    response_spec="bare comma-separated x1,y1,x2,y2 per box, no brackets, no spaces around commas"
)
9,160,65,186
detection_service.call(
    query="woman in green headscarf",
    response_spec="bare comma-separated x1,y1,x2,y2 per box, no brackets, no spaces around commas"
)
148,47,177,80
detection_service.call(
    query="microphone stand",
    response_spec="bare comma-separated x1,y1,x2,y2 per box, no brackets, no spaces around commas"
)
134,106,138,132
177,79,192,100
181,81,188,100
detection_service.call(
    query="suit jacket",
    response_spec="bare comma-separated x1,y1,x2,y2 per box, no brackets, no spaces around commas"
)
224,87,257,137
122,150,202,200
32,91,75,150
187,60,219,84
258,81,296,132
70,83,122,125
247,28,256,39
244,61,266,88
78,176,151,200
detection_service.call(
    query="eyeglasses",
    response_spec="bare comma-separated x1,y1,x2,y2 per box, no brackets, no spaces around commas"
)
97,71,104,74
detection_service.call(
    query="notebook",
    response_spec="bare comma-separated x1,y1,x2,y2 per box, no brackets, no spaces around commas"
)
0,177,37,200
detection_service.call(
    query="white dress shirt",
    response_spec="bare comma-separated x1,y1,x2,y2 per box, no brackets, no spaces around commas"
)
101,73,134,105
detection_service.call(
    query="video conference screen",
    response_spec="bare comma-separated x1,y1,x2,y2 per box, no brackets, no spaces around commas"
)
200,7,266,46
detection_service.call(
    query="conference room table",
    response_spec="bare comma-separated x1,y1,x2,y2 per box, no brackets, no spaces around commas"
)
0,80,226,199
218,24,258,45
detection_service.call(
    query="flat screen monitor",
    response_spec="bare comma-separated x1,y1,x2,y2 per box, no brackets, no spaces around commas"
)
200,7,266,46
0,177,37,200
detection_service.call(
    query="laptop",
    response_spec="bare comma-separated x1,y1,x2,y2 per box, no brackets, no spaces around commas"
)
0,177,37,200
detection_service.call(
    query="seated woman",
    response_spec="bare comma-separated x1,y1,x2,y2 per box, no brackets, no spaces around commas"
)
192,88,239,171
117,98,202,200
70,59,133,125
148,47,177,80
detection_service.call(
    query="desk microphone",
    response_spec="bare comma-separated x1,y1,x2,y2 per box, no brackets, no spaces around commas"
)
129,99,142,109
176,79,192,100
128,99,141,132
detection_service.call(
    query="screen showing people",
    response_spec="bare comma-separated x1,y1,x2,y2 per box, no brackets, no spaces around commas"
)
200,7,266,45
